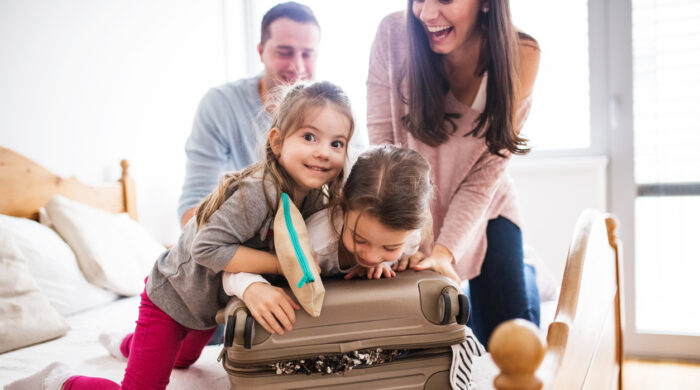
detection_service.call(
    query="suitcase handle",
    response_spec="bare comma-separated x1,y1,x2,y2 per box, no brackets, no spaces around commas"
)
244,314,255,349
224,314,236,348
439,292,452,325
438,290,470,325
456,294,470,325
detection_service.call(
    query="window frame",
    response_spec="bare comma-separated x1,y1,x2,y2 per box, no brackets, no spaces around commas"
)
607,0,700,359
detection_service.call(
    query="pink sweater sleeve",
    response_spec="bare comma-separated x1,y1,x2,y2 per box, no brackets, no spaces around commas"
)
435,149,510,265
366,15,396,146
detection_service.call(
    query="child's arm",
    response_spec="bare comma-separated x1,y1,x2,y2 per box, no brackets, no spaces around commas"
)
223,246,281,274
222,272,270,298
222,272,301,335
221,258,304,336
243,282,300,335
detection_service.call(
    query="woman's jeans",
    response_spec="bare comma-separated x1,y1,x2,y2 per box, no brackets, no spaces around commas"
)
463,216,540,347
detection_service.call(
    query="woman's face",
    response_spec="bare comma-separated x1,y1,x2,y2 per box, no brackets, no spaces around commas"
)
342,210,415,268
412,0,484,55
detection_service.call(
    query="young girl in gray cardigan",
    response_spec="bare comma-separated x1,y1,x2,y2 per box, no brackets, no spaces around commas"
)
7,80,354,390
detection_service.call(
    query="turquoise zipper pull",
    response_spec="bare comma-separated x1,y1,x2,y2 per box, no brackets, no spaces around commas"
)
281,193,315,288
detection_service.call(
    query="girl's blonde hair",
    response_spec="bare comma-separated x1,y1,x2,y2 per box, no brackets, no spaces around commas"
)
341,144,432,232
195,80,355,228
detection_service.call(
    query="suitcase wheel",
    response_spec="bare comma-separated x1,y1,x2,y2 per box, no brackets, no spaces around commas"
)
244,313,255,349
456,294,469,325
440,292,452,325
224,314,236,348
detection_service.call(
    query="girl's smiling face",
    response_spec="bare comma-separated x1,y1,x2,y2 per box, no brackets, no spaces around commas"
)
270,103,350,202
342,210,416,268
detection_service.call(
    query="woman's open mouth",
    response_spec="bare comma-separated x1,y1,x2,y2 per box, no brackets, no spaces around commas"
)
426,25,454,43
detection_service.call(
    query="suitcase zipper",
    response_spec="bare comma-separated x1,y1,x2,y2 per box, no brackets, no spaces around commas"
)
281,192,315,287
223,334,466,366
224,347,452,377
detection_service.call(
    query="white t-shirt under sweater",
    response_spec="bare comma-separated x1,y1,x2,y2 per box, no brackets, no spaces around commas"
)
222,208,421,299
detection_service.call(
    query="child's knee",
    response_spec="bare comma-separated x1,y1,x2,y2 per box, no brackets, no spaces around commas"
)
173,354,202,369
173,359,197,369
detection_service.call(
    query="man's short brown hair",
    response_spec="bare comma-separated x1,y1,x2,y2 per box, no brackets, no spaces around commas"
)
260,2,320,46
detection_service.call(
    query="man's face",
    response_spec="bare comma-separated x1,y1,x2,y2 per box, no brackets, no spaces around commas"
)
258,18,320,90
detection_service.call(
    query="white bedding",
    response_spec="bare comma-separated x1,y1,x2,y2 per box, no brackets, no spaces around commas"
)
0,296,229,389
0,296,555,389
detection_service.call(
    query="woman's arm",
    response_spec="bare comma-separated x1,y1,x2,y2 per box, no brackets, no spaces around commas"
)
517,42,540,104
367,15,396,146
431,150,511,273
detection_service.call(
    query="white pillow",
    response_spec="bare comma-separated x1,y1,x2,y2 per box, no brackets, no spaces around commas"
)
0,229,70,353
45,195,165,296
0,214,119,316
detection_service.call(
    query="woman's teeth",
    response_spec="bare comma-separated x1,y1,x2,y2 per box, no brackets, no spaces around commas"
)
427,25,453,40
427,25,451,33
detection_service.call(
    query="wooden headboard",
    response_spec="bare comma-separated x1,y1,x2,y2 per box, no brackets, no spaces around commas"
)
489,210,624,390
0,146,138,220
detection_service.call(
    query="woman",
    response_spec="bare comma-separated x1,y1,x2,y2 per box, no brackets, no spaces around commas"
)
367,0,540,345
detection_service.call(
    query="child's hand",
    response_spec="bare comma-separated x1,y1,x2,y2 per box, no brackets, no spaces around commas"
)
242,282,300,335
411,245,461,284
392,251,426,272
344,262,396,280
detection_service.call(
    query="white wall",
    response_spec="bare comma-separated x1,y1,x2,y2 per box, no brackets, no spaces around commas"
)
509,156,608,282
0,0,247,246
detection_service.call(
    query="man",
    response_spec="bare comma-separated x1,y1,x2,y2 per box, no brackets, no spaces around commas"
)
178,2,322,228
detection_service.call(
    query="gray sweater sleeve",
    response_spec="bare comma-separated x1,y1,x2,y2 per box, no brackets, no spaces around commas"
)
190,177,275,272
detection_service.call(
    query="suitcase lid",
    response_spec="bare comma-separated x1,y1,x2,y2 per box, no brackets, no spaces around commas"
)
217,271,470,364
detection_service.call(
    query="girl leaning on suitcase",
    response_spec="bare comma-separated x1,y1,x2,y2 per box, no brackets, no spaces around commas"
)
6,80,354,390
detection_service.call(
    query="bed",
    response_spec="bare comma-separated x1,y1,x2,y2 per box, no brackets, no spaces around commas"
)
0,146,623,389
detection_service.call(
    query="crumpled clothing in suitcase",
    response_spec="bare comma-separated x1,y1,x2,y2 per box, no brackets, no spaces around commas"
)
271,348,407,375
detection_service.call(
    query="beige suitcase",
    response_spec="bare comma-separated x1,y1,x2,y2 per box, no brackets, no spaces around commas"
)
216,270,470,389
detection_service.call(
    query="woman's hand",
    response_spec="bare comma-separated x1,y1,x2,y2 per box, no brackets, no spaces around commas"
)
242,282,300,335
392,251,426,272
344,262,396,280
411,244,461,284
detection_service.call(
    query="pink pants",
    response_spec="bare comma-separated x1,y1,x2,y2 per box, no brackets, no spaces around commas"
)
63,287,216,390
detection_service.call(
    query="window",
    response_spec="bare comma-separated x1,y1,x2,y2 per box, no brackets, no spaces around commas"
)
632,0,700,336
511,0,591,151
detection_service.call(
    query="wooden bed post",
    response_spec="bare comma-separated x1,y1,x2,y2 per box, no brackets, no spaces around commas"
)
489,319,545,390
119,159,139,221
605,215,625,390
490,210,624,390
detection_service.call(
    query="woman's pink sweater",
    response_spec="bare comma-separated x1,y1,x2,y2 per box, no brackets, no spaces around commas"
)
366,11,531,280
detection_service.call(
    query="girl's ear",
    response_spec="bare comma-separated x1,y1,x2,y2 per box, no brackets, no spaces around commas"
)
269,128,283,156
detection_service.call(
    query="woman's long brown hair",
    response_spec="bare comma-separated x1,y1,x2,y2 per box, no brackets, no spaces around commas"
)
401,0,537,156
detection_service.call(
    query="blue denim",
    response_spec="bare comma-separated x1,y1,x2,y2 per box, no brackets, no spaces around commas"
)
464,216,540,348
208,323,225,345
